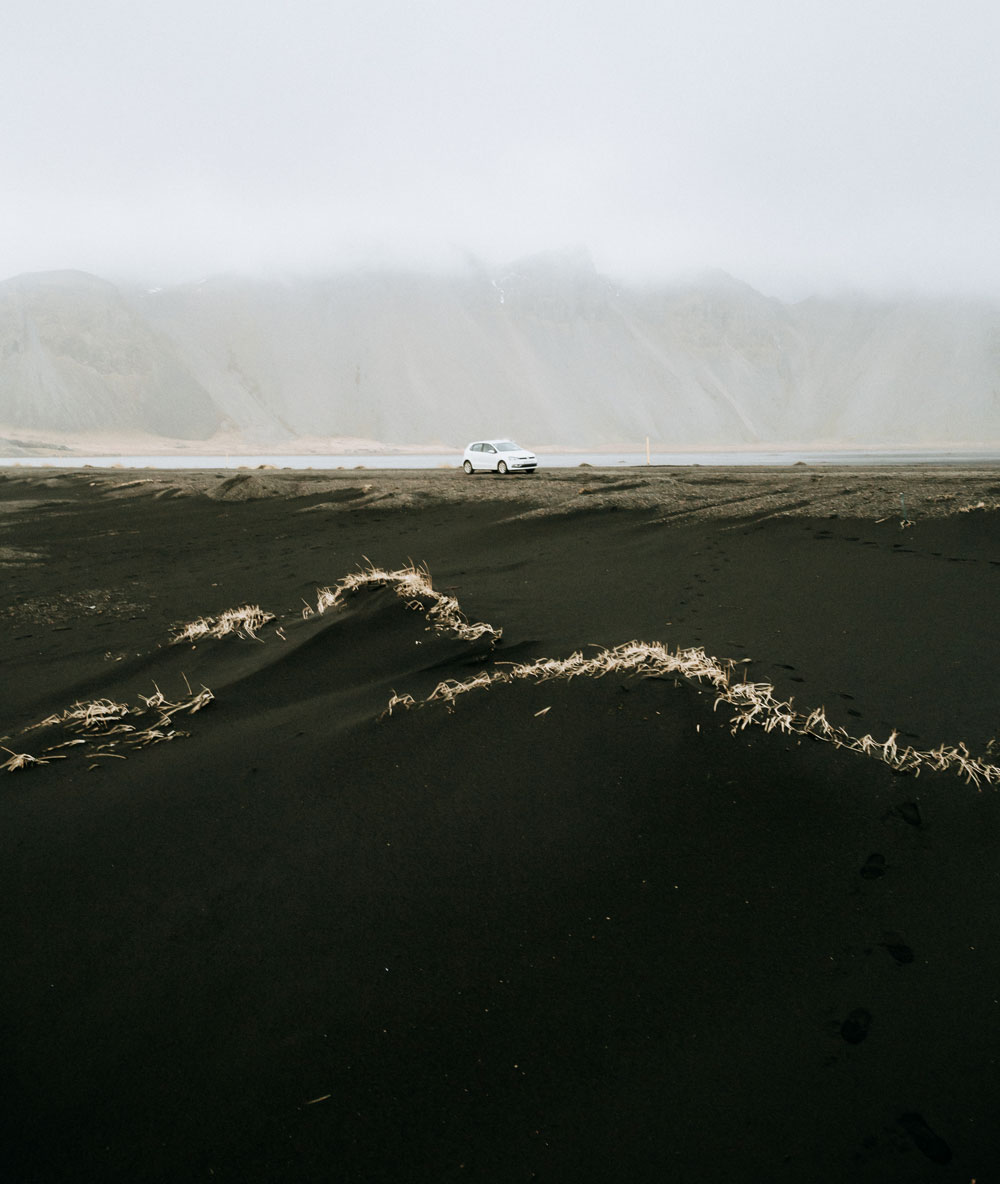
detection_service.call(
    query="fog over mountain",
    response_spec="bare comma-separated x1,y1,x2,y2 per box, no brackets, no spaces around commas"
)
2,252,998,453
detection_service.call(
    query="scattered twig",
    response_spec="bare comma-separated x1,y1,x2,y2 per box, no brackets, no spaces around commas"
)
1,745,65,771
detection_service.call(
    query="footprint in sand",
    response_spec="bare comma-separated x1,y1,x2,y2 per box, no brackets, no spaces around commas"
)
879,932,915,964
772,663,804,682
897,1112,952,1164
860,853,886,879
891,801,922,827
839,1008,873,1044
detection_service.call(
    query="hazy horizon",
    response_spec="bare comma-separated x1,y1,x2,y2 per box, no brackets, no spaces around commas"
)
3,264,999,451
7,251,1000,308
3,1,1000,303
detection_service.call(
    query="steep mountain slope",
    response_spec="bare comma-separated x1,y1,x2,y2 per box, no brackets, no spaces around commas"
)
1,257,998,449
0,271,220,439
791,296,1000,443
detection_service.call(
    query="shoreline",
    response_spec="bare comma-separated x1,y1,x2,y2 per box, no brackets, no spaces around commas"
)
4,450,1000,469
3,427,1000,466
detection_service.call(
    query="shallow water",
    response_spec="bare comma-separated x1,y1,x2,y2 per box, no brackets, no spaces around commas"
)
3,448,999,469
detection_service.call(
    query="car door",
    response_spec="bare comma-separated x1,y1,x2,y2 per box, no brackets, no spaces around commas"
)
482,444,498,470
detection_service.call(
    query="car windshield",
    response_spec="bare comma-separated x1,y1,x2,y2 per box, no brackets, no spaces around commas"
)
495,441,519,451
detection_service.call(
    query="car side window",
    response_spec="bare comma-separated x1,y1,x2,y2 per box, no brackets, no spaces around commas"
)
485,445,496,453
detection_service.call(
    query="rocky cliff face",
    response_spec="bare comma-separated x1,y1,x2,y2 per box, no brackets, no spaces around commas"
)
1,256,998,449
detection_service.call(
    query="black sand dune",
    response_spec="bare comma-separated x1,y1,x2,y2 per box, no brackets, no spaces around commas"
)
2,464,1000,1181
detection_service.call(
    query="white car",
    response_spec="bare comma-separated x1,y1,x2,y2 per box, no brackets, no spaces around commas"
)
462,439,537,475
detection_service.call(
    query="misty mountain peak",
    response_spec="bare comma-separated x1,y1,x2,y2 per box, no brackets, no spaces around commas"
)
1,266,997,450
490,247,614,318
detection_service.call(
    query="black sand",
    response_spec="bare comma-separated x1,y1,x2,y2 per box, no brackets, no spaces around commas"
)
2,463,1000,1181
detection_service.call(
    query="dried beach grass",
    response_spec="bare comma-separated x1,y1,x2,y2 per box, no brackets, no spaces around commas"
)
1,745,65,772
382,633,1000,788
958,500,1000,513
172,605,275,644
310,562,501,645
3,683,214,774
408,641,737,715
382,691,417,717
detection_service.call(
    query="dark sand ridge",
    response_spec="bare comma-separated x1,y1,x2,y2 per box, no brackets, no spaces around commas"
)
1,464,999,1181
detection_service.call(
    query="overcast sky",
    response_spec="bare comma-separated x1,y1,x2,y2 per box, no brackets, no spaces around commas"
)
3,0,999,297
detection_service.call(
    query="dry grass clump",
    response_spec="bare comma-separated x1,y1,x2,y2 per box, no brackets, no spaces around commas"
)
382,634,1000,788
140,683,214,716
29,698,133,734
505,641,733,686
426,670,498,706
172,605,275,644
3,683,215,775
382,691,417,717
308,562,501,645
410,642,736,715
720,682,999,787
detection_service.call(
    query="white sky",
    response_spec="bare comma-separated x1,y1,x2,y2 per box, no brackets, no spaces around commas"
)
3,0,999,297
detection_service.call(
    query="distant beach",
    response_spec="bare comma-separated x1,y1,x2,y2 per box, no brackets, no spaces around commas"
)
2,463,999,1181
4,447,1000,469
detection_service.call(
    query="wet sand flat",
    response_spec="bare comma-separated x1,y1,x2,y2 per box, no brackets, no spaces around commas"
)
1,464,999,1181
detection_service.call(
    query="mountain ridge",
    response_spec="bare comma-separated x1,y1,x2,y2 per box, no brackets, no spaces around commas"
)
2,256,998,451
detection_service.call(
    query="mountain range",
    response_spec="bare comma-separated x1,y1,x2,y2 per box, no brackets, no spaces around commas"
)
1,251,998,453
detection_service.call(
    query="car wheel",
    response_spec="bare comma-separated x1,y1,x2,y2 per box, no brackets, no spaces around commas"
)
463,460,474,474
497,460,508,475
